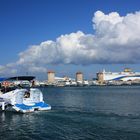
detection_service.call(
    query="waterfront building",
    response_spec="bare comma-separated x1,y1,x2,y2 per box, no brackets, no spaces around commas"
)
76,72,83,84
47,71,55,84
97,72,104,84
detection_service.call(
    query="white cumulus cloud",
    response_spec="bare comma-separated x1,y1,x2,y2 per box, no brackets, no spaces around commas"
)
1,10,140,75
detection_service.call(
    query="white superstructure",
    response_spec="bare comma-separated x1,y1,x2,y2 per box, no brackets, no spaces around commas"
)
101,68,140,81
0,88,51,113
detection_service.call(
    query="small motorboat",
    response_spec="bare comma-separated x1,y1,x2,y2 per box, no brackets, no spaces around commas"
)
0,88,51,113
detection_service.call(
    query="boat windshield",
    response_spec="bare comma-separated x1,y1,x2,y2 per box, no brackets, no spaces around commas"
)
24,91,30,98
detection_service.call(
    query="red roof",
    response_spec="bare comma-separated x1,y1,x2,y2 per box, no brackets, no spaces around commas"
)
76,71,83,74
47,70,55,73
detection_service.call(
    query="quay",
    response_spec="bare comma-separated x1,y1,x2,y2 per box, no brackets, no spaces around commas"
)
1,68,140,88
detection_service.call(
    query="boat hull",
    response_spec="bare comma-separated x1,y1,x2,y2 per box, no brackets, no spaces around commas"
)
0,88,51,113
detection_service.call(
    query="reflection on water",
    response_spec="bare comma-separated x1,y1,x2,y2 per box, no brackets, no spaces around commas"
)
1,86,140,140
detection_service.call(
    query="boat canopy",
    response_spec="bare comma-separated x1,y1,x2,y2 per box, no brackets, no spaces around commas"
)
7,76,35,81
0,78,8,82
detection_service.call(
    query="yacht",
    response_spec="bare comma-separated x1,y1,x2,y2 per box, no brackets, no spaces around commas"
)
0,88,51,113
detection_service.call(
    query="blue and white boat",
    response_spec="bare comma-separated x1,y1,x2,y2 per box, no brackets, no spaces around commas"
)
0,88,51,113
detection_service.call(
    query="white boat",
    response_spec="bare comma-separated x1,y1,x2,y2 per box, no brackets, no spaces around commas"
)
0,88,51,113
98,68,140,81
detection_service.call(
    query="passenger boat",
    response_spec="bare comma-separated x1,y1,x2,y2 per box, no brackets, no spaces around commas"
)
0,88,51,113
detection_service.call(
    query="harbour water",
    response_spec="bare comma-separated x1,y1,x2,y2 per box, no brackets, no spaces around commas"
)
1,86,140,140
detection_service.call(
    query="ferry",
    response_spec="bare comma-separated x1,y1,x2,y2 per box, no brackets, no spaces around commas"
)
99,68,140,81
0,88,51,113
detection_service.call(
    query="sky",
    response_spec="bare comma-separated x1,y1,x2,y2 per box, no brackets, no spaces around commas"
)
0,0,140,80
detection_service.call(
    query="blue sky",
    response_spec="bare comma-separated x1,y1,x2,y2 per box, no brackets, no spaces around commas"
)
0,0,140,79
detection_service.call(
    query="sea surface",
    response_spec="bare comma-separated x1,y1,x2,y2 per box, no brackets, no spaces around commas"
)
1,86,140,140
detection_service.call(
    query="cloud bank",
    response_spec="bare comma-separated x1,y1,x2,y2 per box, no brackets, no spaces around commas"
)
2,11,140,75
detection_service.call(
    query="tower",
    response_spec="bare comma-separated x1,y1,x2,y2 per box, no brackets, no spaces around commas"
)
97,72,104,84
47,71,55,84
76,72,83,83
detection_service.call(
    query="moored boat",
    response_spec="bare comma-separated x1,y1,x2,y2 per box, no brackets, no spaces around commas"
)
0,88,51,113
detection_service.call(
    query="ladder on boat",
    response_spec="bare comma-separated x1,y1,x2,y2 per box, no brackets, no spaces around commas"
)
0,98,7,110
